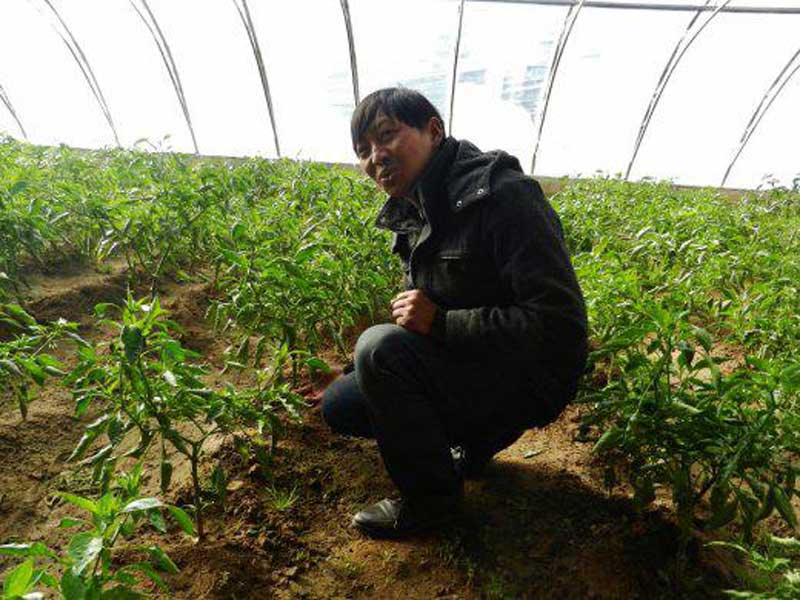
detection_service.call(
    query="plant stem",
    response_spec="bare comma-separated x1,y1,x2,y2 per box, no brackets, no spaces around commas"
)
190,442,205,542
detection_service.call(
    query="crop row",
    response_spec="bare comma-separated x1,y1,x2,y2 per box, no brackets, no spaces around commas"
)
0,137,400,598
554,178,800,557
1,136,799,596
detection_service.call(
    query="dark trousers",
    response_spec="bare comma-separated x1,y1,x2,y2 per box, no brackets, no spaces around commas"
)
321,324,548,499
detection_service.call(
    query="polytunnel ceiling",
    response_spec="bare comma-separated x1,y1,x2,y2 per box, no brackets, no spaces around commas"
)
0,0,798,190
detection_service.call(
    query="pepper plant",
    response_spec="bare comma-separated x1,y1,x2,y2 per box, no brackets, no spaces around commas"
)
0,304,80,420
65,295,305,541
0,464,193,599
584,302,800,543
555,178,800,546
209,161,398,377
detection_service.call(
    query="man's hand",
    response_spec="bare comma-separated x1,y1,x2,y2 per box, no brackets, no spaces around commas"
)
390,289,438,335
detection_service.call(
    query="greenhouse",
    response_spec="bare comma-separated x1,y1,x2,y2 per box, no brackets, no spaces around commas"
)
0,1,798,598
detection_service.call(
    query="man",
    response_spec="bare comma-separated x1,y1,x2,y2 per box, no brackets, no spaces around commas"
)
321,87,587,538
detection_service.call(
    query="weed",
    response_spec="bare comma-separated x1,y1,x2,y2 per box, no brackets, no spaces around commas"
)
267,484,299,512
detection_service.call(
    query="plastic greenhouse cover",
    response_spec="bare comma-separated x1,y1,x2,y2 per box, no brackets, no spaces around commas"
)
0,0,798,190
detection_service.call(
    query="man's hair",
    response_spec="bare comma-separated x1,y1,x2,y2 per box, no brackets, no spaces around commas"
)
350,87,444,152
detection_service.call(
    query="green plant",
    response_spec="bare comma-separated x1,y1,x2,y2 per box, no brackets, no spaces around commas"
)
208,161,398,372
0,304,80,420
65,296,306,541
0,464,193,599
266,484,299,512
586,304,800,543
554,178,800,546
710,536,800,599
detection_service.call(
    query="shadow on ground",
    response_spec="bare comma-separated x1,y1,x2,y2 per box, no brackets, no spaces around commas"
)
442,459,733,599
174,409,739,600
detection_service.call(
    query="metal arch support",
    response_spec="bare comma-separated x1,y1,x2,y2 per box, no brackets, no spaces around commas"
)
471,0,800,15
339,0,360,107
129,0,199,154
0,84,28,140
721,47,800,187
447,0,466,136
530,0,586,175
37,0,120,146
624,0,731,180
232,0,281,157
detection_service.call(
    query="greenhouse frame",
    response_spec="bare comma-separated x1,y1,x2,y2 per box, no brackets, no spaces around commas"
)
1,0,799,188
1,2,799,599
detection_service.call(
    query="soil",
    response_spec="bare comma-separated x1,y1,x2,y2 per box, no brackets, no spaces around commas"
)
0,265,755,599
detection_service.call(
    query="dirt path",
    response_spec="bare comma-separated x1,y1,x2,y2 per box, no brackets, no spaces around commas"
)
174,404,733,600
0,266,740,599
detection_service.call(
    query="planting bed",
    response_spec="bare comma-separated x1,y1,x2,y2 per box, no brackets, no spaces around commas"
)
0,138,798,598
0,266,736,599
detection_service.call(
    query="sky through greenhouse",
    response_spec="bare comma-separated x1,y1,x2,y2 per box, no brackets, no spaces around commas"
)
0,0,798,189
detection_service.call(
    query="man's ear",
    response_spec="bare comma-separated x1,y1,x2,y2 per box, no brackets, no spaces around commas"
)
428,117,445,144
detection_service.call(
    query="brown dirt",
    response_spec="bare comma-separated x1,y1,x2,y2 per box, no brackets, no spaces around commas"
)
0,265,750,599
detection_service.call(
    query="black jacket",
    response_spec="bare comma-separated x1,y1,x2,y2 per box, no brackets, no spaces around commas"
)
375,137,588,421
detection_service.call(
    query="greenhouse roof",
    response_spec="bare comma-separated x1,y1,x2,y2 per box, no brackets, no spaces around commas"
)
0,0,798,189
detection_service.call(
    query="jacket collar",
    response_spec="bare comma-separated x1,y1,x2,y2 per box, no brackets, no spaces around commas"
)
374,137,523,232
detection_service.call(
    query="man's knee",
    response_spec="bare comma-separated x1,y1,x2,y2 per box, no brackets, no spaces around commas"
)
354,323,413,375
320,375,371,437
320,387,341,431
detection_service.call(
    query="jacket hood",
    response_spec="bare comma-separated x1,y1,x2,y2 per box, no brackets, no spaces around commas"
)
443,138,524,213
375,137,524,232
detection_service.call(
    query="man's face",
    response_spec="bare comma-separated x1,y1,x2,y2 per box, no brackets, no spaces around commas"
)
355,113,442,197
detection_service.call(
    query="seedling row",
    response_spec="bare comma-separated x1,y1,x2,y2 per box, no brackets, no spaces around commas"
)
1,137,798,597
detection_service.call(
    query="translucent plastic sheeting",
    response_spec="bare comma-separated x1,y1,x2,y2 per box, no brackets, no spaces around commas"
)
732,49,800,189
450,2,566,170
0,87,24,140
1,0,799,189
591,0,704,5
630,10,800,189
350,0,460,140
140,0,278,157
533,7,693,181
0,1,113,149
525,0,800,10
246,0,354,162
45,0,193,153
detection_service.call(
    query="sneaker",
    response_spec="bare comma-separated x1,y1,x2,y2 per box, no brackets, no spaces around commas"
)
351,494,462,539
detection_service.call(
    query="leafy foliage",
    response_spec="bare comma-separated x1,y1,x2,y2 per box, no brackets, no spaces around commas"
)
0,465,190,599
65,295,305,540
208,160,398,366
710,536,800,599
0,304,80,419
553,178,800,543
2,135,799,597
0,137,397,303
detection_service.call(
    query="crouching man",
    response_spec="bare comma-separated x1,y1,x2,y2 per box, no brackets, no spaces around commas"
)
321,87,588,538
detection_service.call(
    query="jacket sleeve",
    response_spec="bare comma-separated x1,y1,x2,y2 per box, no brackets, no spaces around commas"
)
438,178,587,363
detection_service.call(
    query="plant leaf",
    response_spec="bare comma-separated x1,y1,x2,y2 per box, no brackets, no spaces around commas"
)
60,568,87,600
67,533,103,575
160,460,173,494
0,543,56,559
162,370,177,387
3,557,35,598
57,493,97,515
167,506,195,536
121,498,164,514
121,326,143,364
147,545,179,574
773,486,798,529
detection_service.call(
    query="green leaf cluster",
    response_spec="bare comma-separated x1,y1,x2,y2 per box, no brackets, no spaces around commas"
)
554,177,800,545
0,465,190,599
0,304,81,419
